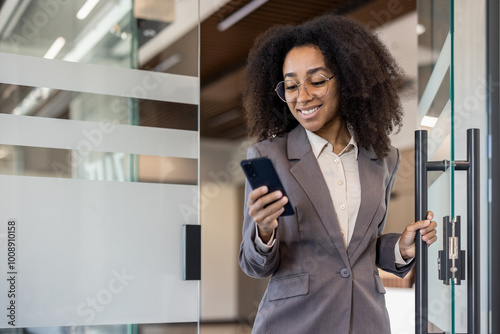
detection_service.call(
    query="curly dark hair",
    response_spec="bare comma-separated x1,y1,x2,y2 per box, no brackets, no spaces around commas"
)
243,14,404,158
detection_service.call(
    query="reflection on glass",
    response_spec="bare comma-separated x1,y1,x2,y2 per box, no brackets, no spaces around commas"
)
0,144,198,185
0,0,134,66
418,0,451,100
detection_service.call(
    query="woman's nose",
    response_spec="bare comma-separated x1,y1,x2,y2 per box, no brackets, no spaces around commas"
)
296,85,312,103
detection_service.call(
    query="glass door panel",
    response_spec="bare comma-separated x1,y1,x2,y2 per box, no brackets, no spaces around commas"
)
451,1,489,333
0,0,200,333
418,0,488,333
418,0,454,332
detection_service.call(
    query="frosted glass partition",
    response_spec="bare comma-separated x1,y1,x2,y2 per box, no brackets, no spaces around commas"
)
0,176,198,327
0,0,200,331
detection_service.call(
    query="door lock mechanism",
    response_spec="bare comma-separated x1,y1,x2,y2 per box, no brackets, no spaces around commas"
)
438,216,466,285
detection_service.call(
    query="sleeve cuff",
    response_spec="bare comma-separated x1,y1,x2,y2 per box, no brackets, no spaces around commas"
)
395,237,413,266
254,224,276,253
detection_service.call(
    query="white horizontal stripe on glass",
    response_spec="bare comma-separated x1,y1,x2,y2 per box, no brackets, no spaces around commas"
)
0,52,199,105
0,114,198,159
418,32,451,119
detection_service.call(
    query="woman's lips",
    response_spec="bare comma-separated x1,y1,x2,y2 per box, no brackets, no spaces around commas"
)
297,105,321,118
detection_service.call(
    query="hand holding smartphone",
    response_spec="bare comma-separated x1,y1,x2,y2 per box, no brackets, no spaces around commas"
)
240,157,295,216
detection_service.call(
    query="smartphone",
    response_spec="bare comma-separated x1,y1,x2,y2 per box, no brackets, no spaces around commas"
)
240,157,295,216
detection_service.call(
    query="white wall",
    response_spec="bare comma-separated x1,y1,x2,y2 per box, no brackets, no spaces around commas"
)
199,138,250,320
376,11,419,151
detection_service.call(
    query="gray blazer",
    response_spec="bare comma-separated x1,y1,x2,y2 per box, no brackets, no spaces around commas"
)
239,125,413,334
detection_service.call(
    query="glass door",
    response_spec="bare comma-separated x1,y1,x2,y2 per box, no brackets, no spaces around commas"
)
0,0,200,333
417,0,488,333
417,1,453,332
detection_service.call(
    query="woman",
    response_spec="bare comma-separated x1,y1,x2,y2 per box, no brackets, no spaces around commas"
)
239,14,437,333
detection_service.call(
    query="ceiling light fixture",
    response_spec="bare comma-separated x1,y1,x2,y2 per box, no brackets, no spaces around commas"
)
77,0,101,20
217,0,269,32
421,115,438,128
416,24,426,36
43,37,66,59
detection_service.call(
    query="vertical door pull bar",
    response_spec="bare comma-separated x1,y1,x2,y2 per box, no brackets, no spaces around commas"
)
415,130,448,334
414,129,480,334
461,129,481,334
414,130,427,334
469,128,480,334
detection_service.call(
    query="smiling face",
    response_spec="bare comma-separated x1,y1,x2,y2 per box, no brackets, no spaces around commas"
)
282,45,343,142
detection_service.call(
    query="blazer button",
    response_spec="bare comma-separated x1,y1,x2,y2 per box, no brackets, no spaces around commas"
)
340,268,350,278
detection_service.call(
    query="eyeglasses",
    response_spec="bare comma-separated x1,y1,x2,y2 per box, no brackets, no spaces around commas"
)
275,74,335,103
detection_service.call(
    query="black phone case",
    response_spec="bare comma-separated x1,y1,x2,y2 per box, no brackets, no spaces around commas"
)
240,157,295,216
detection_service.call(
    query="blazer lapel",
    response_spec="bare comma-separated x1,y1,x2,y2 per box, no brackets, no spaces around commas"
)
347,147,384,263
287,126,350,267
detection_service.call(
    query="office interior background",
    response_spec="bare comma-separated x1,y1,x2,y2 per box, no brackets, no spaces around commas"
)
0,0,498,333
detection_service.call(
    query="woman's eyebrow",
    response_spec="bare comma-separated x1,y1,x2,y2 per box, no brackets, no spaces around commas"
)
283,72,297,79
283,67,330,79
306,67,329,75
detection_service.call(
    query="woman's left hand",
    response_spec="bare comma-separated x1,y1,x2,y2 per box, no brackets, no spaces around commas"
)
399,211,438,260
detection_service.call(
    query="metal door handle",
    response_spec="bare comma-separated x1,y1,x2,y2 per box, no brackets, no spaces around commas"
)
414,129,480,334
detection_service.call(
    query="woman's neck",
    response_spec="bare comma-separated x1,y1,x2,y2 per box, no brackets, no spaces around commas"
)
315,121,351,155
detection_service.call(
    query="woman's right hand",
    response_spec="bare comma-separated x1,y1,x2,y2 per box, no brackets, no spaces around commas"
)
247,186,289,244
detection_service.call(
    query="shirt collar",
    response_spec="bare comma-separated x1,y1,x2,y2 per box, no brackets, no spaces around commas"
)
305,127,359,160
